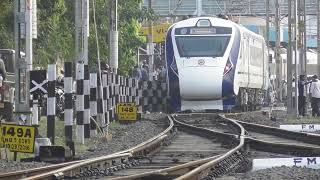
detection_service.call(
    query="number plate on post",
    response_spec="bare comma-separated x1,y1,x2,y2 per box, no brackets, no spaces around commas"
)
116,103,137,121
0,124,35,153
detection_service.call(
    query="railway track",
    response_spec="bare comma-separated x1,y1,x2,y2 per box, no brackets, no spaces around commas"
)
3,114,243,180
6,112,320,180
106,115,240,180
175,113,320,179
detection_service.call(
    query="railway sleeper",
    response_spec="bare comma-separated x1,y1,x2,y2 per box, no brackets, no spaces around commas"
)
203,151,248,179
68,159,138,179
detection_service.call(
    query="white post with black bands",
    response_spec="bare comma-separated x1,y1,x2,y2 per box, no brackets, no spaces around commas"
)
76,63,84,144
97,74,106,128
64,62,73,146
90,73,97,137
32,98,38,125
47,64,56,144
84,65,90,138
102,74,109,125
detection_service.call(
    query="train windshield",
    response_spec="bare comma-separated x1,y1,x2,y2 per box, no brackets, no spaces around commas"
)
175,36,230,57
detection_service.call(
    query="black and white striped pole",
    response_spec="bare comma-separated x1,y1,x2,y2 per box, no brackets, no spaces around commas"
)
47,64,56,144
90,73,97,137
84,65,90,138
64,62,73,146
97,74,106,132
102,74,109,125
76,63,84,144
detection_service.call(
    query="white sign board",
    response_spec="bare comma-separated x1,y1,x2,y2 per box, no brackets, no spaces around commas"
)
279,124,320,132
252,157,320,171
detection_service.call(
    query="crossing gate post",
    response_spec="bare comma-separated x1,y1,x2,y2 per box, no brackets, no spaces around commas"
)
102,73,109,124
96,73,106,131
90,73,98,137
47,64,56,144
64,62,74,149
84,65,90,138
76,63,85,144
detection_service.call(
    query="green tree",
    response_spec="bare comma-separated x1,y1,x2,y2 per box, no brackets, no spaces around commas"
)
0,0,14,49
0,0,158,75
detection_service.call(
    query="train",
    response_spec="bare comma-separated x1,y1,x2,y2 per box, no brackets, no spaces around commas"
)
165,17,269,112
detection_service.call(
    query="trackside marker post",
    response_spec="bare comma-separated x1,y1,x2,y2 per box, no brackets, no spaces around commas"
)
252,157,320,171
47,64,56,144
116,102,137,121
279,124,320,133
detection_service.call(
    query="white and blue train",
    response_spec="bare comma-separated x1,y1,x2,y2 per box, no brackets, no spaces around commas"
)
165,17,269,112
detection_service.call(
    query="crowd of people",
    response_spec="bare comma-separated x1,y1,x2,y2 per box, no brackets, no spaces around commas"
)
132,60,167,82
297,74,320,117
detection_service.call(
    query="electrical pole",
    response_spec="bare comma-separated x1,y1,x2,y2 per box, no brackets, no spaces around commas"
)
275,0,282,102
266,0,269,55
109,0,118,74
287,0,293,115
14,0,35,125
298,0,306,76
75,0,90,144
318,0,320,76
294,0,299,117
196,0,203,16
147,0,154,81
302,0,307,77
75,0,81,64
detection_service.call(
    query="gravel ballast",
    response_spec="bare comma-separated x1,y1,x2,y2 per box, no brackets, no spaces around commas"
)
0,113,167,173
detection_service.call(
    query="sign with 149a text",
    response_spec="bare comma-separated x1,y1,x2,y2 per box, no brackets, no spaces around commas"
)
116,103,137,121
0,124,35,153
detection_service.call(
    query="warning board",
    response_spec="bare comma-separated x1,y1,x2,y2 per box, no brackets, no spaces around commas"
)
30,70,47,96
0,124,35,153
140,23,172,43
116,103,137,121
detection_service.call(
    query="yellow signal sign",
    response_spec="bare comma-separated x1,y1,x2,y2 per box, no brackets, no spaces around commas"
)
116,103,137,121
0,124,35,153
140,23,172,43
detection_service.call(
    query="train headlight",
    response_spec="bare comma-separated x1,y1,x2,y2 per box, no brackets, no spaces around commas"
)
180,28,187,35
196,19,211,27
223,58,233,76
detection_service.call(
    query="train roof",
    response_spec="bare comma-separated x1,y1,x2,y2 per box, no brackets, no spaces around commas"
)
170,16,265,41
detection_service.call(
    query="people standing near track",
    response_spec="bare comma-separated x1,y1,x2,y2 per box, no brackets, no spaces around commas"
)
298,75,308,116
309,75,320,116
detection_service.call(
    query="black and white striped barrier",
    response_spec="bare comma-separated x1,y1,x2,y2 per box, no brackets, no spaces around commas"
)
96,73,105,129
138,81,167,112
90,73,97,137
47,64,56,144
84,65,90,138
102,74,110,125
76,63,84,144
64,62,73,146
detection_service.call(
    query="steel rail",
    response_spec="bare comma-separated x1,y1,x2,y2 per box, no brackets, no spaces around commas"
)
233,118,320,146
175,114,245,180
108,155,221,180
246,137,320,156
23,117,174,180
24,153,132,180
0,160,83,180
106,114,239,180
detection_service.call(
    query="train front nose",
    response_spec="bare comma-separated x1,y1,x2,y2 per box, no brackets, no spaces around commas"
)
179,67,223,100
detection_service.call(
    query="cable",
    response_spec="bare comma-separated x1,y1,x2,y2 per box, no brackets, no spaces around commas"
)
92,0,107,135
